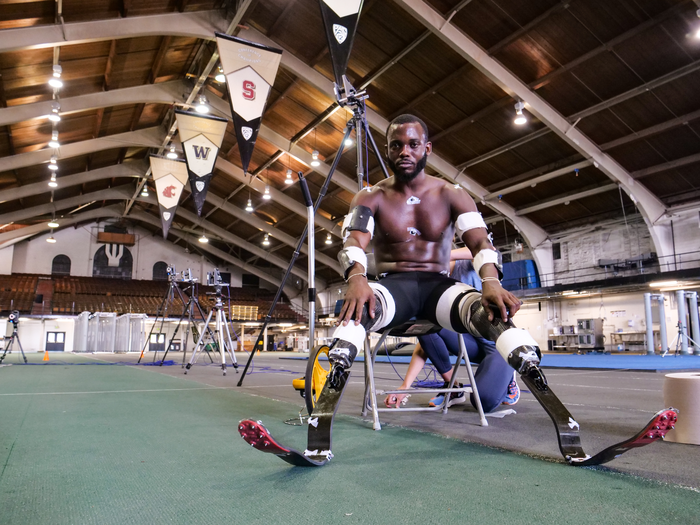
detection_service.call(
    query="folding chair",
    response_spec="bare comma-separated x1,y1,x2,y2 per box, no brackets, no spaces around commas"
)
362,319,488,430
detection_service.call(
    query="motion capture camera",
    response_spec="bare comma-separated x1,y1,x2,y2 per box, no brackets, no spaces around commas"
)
8,310,20,324
334,75,367,107
206,268,228,287
166,265,176,276
181,268,196,283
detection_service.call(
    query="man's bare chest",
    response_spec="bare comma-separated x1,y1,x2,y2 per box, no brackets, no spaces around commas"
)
374,192,453,243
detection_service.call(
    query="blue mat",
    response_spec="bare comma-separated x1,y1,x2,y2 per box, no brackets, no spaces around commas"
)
280,353,700,371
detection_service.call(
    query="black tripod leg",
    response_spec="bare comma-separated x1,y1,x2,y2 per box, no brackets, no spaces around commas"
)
138,285,171,363
15,335,27,363
363,117,391,179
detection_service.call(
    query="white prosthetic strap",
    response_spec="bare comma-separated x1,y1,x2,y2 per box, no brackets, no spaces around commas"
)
455,211,487,238
472,248,499,276
434,283,479,333
495,328,540,363
330,283,396,349
368,282,396,331
330,322,367,355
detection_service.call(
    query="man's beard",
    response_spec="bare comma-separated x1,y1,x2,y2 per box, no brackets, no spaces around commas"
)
388,152,428,182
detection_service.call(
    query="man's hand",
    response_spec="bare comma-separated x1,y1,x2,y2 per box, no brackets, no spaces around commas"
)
337,276,375,326
481,280,521,321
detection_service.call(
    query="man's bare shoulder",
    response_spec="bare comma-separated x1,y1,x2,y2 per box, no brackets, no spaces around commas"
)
436,179,478,215
351,185,385,208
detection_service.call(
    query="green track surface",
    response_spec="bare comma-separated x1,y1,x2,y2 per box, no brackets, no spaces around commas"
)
1,355,698,525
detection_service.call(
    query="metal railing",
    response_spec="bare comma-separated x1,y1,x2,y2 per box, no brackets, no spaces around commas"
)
506,250,700,292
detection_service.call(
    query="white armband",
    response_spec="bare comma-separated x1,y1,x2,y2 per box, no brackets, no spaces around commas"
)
455,212,487,238
472,248,500,277
338,246,368,280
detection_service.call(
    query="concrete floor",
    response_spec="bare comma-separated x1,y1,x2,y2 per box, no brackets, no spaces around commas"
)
98,351,700,489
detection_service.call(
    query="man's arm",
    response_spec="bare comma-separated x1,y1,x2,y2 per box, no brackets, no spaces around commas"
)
449,186,521,321
337,191,377,326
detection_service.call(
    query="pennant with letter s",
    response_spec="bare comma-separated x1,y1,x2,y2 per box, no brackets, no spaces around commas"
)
216,34,282,174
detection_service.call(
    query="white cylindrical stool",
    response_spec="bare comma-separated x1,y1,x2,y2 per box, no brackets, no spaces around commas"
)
663,372,700,445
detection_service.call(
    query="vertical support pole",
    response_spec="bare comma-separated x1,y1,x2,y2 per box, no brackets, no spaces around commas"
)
687,291,700,356
263,325,268,353
656,294,669,355
307,204,316,352
676,290,689,355
644,293,655,355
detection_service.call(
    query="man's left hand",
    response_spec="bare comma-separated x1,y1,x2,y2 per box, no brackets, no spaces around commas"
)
481,281,521,321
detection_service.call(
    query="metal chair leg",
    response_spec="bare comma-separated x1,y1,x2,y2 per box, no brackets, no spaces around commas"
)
460,335,488,427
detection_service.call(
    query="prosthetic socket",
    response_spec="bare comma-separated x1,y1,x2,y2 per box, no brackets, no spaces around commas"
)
462,294,548,390
327,301,383,387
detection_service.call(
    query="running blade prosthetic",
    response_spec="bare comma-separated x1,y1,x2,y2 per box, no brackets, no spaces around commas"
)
520,370,678,466
238,371,349,467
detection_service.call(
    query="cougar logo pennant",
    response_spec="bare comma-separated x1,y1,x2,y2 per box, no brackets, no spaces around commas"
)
149,155,188,239
216,34,282,174
175,110,227,217
319,0,364,86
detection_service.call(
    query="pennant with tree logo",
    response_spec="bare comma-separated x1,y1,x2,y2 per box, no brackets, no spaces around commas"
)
149,155,189,239
175,110,228,216
216,33,282,174
318,0,364,86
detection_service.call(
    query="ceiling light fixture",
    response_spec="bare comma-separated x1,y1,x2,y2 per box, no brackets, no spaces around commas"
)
285,168,294,185
140,186,149,197
46,235,57,244
262,234,270,246
48,129,60,149
48,174,58,188
198,233,209,243
325,233,332,245
49,102,61,122
649,280,679,288
215,67,225,83
245,197,254,212
48,65,63,89
263,185,272,200
166,146,177,159
195,95,209,114
48,155,58,170
513,100,527,125
344,137,353,147
311,150,320,167
47,219,59,228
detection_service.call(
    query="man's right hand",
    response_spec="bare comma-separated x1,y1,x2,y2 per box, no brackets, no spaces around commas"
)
337,276,375,326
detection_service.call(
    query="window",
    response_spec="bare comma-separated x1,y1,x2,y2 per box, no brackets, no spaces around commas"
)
242,274,259,288
51,254,71,276
502,253,512,264
552,242,561,260
153,261,168,281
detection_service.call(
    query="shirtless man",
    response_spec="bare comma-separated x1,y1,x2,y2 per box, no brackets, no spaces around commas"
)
326,114,543,389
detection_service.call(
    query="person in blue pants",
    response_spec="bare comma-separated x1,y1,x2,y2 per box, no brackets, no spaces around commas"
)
385,249,519,412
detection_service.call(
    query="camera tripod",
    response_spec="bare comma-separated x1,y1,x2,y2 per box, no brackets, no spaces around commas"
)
0,322,27,364
157,280,217,368
664,321,699,357
185,285,238,376
137,270,212,364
